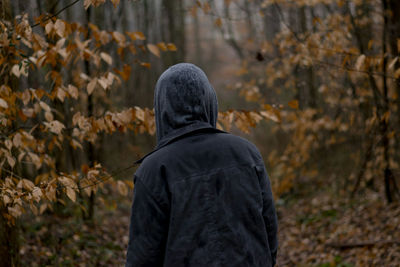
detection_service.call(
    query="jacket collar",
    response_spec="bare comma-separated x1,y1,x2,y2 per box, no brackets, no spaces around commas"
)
135,121,226,164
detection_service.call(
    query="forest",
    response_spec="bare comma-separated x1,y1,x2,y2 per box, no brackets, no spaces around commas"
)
0,0,400,266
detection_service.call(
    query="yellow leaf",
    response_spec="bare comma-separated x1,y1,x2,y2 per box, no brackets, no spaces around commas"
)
260,110,280,123
112,31,126,45
70,139,83,150
147,44,160,57
100,52,113,65
288,100,299,109
66,187,76,202
167,43,177,51
157,42,168,51
127,31,146,41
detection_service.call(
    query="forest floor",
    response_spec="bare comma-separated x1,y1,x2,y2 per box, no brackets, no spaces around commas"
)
20,191,400,266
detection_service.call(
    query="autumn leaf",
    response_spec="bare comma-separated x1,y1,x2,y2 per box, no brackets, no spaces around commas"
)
167,43,177,51
22,179,35,191
140,62,151,69
112,31,126,45
67,84,79,99
39,101,51,112
147,44,160,57
100,52,113,65
56,87,66,102
44,120,65,135
11,65,21,78
87,78,97,95
117,180,128,196
7,155,15,168
355,54,366,71
66,187,76,202
157,42,168,51
110,0,120,8
288,100,299,109
115,64,131,80
215,18,222,27
0,98,8,109
54,19,65,37
127,31,146,41
388,57,398,70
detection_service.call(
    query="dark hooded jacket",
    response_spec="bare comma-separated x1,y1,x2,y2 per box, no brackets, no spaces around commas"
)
126,63,278,267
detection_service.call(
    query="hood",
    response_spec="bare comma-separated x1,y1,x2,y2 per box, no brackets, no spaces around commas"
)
154,63,218,145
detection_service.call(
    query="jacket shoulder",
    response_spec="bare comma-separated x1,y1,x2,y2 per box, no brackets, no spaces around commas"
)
214,133,263,159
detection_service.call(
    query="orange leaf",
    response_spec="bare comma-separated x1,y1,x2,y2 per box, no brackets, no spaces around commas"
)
288,100,299,109
140,62,151,69
167,43,177,51
157,42,168,51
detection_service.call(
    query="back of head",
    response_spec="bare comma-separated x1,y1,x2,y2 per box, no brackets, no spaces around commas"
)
154,63,218,144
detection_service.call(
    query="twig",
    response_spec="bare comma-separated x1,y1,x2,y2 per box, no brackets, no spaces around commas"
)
31,0,81,28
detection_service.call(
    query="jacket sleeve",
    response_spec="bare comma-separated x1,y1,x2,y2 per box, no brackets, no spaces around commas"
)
255,164,278,266
125,176,169,267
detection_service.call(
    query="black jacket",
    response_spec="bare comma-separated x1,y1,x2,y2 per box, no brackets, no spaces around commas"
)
126,63,278,267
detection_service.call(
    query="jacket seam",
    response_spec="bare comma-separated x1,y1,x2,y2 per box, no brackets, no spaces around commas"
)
172,161,264,185
254,164,273,230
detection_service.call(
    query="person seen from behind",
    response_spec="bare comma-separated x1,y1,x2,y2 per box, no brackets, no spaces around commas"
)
125,63,278,267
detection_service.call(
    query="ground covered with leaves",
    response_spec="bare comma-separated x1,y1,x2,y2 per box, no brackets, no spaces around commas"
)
20,192,399,266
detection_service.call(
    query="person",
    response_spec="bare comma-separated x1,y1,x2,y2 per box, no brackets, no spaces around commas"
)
125,63,278,267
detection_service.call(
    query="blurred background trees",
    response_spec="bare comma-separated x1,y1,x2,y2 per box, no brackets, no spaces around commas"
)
1,0,399,266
